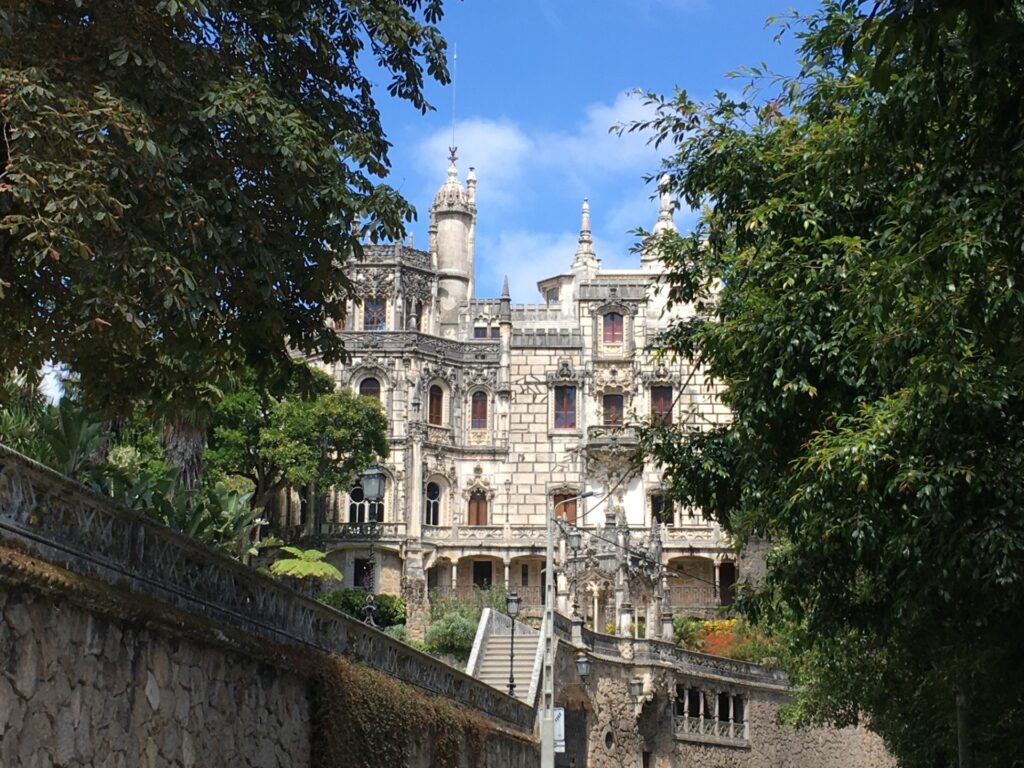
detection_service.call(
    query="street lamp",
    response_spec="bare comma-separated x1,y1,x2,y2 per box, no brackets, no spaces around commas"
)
542,490,596,768
575,651,591,683
506,591,521,697
360,465,386,596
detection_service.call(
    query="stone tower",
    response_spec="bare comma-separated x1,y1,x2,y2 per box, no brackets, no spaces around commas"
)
428,149,477,328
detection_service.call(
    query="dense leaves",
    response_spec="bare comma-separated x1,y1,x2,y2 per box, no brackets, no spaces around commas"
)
634,2,1024,765
0,0,448,417
205,363,389,515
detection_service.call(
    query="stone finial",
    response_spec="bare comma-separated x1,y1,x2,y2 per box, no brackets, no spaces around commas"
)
571,198,600,274
501,275,510,299
466,166,477,205
652,174,676,236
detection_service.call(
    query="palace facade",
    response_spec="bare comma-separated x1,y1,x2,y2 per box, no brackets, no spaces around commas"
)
290,155,737,629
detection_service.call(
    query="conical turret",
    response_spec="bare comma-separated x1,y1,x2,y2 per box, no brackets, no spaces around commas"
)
570,199,600,276
429,148,477,324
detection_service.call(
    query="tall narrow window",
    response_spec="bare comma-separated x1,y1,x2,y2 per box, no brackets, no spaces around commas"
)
603,394,624,426
468,492,488,526
553,493,577,524
424,482,441,526
554,386,576,429
363,297,386,331
651,385,673,425
651,494,674,526
603,312,624,343
428,385,444,426
471,391,488,429
359,377,381,400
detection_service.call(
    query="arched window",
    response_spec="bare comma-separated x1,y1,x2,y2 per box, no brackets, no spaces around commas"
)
363,297,386,331
471,391,488,429
359,377,381,400
428,385,444,426
603,312,624,343
348,484,384,523
424,482,441,526
468,491,488,526
603,393,624,426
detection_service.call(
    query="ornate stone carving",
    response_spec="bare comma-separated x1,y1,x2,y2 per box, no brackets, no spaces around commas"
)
400,269,434,302
546,357,584,386
352,267,395,298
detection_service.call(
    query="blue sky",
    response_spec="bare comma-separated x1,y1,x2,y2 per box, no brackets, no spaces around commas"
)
373,0,819,302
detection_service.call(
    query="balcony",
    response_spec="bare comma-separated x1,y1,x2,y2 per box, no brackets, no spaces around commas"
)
318,522,406,541
586,424,639,446
665,585,721,613
674,716,750,748
421,525,549,548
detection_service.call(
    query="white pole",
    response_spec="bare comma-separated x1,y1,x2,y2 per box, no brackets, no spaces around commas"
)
541,491,594,768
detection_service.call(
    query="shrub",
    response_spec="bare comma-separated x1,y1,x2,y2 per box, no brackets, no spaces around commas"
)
673,616,708,652
318,589,407,629
424,611,478,660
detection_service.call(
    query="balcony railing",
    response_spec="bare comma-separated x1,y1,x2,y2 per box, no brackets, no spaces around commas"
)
318,521,406,540
666,585,721,611
421,525,549,546
674,716,749,746
586,425,639,445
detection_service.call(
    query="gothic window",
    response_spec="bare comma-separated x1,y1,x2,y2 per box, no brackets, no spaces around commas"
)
354,557,373,589
471,391,488,429
603,312,624,343
359,377,381,400
490,326,500,338
468,491,488,526
603,394,624,426
553,493,577,524
428,385,444,426
424,482,441,526
363,297,386,331
546,288,559,305
651,493,675,527
651,385,673,425
554,386,576,429
474,327,489,338
348,484,384,523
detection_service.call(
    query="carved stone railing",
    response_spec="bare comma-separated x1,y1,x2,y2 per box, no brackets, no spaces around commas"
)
422,525,548,548
674,715,750,746
457,525,506,542
551,612,787,691
586,425,639,446
426,426,452,446
0,445,534,732
318,521,405,540
666,585,721,610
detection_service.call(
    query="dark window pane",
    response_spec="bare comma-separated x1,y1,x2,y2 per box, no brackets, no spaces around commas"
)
428,385,443,425
474,327,488,338
554,494,577,524
359,377,381,400
471,391,488,429
603,312,623,343
651,386,673,425
603,394,623,426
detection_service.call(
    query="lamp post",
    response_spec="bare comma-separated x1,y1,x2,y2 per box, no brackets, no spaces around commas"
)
541,491,595,768
506,591,521,697
360,465,386,597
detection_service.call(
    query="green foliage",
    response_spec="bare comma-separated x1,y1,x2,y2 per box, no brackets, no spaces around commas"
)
423,611,478,661
672,616,708,652
428,585,509,622
206,363,389,514
317,588,407,629
269,547,342,582
0,371,51,461
0,0,449,425
310,653,487,768
633,2,1024,765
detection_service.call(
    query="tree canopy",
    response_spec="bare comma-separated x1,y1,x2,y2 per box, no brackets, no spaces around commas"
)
0,0,448,415
205,362,389,517
634,2,1024,765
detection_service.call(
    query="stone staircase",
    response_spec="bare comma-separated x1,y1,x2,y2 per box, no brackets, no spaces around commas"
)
475,632,540,703
467,609,544,705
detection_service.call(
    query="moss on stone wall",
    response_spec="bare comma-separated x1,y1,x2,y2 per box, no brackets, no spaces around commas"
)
310,652,494,768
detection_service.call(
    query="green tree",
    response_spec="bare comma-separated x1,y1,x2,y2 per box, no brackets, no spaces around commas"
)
0,0,448,484
205,363,388,519
632,3,1024,766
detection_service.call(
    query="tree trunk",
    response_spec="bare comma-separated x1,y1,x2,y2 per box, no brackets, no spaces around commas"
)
956,674,974,768
163,417,205,491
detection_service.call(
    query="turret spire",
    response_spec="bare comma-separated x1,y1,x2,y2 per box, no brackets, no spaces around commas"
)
501,275,510,299
642,175,676,271
571,198,600,275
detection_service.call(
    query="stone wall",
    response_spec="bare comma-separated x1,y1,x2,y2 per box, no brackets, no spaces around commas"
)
552,639,893,768
1,583,310,768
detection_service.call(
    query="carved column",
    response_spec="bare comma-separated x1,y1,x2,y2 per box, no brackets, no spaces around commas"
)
403,424,428,641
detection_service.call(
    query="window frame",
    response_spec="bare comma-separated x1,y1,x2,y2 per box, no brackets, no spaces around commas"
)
359,377,381,400
424,481,441,526
471,390,488,430
428,385,444,426
362,297,386,331
651,385,673,425
603,312,624,343
467,491,489,526
553,385,577,430
553,493,578,525
602,393,624,426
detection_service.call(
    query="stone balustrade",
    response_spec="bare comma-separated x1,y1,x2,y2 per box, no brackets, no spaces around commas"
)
0,445,534,732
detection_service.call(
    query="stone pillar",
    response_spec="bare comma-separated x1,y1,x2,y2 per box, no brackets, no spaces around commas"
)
646,597,660,639
571,615,584,646
451,561,458,589
714,561,722,605
619,602,633,638
503,560,510,589
661,610,675,643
